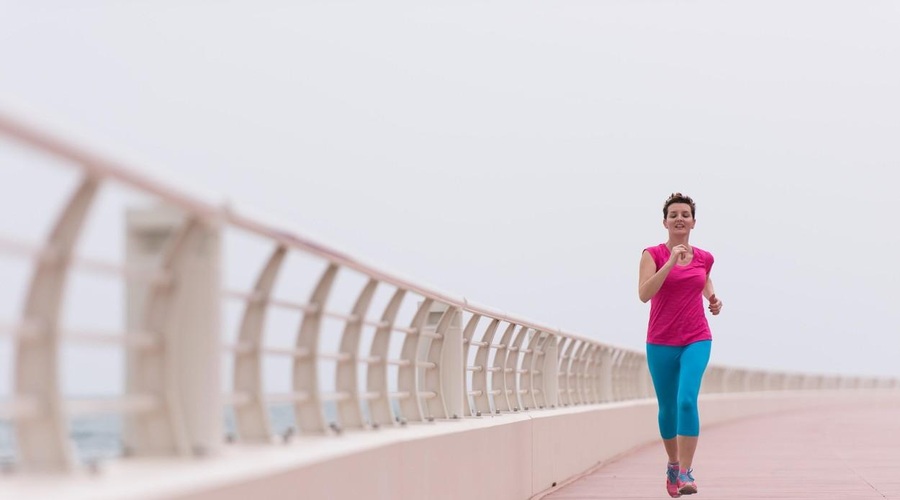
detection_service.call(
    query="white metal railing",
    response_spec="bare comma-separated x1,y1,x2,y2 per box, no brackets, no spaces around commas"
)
0,106,897,474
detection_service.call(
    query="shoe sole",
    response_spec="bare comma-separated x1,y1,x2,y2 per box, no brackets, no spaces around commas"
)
678,484,697,495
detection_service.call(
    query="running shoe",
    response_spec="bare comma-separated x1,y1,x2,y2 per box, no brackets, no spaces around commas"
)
666,463,682,498
677,468,697,495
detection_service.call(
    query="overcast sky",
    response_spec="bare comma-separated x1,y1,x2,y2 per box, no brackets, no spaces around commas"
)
1,0,898,393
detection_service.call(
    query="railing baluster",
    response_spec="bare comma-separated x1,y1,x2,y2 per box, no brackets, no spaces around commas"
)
520,330,542,410
460,313,481,417
472,319,500,415
398,298,432,422
367,288,406,427
558,337,576,406
233,245,286,442
491,324,514,412
15,176,99,472
578,342,591,402
582,345,600,404
428,304,461,419
294,263,339,434
335,278,377,429
504,326,528,411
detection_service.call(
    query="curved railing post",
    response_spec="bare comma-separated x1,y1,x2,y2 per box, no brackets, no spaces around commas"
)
366,288,406,427
294,264,339,433
504,326,528,412
433,305,463,419
521,331,546,410
562,338,581,406
471,319,500,415
335,278,378,429
587,344,603,401
578,345,593,404
398,298,432,422
232,245,287,441
460,313,481,417
15,176,99,472
492,324,517,412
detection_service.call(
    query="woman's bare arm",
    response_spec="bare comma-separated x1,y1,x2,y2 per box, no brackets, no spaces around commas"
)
638,250,673,303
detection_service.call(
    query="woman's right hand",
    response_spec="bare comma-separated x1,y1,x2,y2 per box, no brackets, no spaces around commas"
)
667,244,689,266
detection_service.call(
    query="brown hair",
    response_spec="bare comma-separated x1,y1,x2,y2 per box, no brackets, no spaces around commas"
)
663,192,696,218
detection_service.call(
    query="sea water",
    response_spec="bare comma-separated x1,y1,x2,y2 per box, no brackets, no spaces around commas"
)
0,403,339,463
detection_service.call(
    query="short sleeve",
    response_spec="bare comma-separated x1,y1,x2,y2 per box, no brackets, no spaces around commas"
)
644,245,665,271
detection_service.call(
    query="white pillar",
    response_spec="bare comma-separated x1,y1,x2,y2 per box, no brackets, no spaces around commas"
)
440,307,464,419
424,302,463,419
541,335,559,408
126,207,222,456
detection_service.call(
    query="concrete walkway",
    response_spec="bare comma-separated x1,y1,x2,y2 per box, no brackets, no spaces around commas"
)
544,399,900,499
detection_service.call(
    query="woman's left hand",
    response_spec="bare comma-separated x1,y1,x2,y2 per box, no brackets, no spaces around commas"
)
708,294,722,315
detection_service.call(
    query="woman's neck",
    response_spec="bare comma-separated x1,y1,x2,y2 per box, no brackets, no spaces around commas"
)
666,237,691,249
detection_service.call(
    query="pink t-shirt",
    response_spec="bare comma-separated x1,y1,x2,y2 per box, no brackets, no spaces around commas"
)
644,243,714,346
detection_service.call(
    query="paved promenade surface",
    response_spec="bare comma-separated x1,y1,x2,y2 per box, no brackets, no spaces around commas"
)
545,399,900,499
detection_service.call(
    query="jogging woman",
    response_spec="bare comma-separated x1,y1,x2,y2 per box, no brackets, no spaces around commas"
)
638,192,723,497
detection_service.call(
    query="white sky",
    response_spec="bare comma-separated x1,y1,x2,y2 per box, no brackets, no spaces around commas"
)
1,0,898,387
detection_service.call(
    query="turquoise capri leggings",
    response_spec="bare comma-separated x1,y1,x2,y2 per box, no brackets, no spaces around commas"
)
646,340,711,439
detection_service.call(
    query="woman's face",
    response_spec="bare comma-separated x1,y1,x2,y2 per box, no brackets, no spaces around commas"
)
663,203,695,235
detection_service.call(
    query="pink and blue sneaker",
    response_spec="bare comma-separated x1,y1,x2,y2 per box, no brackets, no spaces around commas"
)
666,462,682,498
677,468,697,495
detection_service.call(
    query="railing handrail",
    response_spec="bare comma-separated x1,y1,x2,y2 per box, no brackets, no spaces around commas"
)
0,103,623,354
